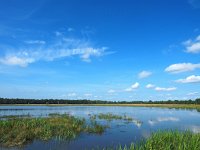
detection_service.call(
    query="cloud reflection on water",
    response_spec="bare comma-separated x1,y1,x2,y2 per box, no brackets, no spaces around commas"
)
148,117,180,126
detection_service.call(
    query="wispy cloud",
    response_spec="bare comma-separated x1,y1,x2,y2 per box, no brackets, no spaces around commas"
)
187,92,199,96
68,27,74,32
0,35,111,67
84,93,92,97
155,87,177,91
125,82,139,92
0,56,35,67
108,89,116,93
183,35,200,53
188,0,200,9
67,92,77,97
138,71,152,79
25,40,46,44
176,75,200,83
165,63,200,73
55,31,62,36
146,84,155,89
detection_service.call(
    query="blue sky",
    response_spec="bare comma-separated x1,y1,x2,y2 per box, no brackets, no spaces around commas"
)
0,0,200,101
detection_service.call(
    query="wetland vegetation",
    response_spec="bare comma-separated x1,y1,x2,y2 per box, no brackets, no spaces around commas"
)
0,114,107,147
0,105,200,149
112,131,200,150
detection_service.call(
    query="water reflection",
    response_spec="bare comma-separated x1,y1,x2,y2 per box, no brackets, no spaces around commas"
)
148,117,180,126
0,106,200,150
187,125,200,133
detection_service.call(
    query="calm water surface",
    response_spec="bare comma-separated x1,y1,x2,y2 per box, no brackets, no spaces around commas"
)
0,105,200,150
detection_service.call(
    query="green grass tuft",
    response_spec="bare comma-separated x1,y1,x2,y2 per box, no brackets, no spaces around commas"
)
103,131,200,150
0,114,107,147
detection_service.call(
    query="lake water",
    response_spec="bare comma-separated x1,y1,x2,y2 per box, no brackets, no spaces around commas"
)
0,105,200,150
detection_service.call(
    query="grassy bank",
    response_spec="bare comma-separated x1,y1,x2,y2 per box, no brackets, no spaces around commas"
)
0,114,107,147
105,131,200,150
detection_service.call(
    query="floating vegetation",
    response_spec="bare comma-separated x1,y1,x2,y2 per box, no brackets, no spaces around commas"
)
98,113,123,121
89,113,142,127
0,114,107,147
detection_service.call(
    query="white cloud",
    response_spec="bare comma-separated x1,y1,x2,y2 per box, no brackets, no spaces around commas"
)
196,35,200,41
186,43,200,53
67,92,77,97
25,40,46,44
125,88,133,92
131,82,140,89
183,35,200,53
108,89,116,93
176,75,200,83
187,92,199,96
146,84,155,89
0,36,110,67
165,63,200,73
84,93,92,97
138,71,152,79
55,31,62,36
125,82,139,92
0,56,35,67
155,87,177,91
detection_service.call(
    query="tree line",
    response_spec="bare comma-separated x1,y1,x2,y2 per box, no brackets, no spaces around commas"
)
0,98,200,104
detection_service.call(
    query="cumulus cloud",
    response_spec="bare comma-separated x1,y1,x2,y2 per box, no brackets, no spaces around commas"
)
183,35,200,53
146,84,155,89
176,75,200,83
155,87,177,91
138,71,152,79
165,63,200,73
125,82,139,92
0,36,110,67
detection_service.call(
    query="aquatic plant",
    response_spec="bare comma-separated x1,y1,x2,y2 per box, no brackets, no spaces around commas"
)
0,114,107,147
97,113,131,121
103,131,200,150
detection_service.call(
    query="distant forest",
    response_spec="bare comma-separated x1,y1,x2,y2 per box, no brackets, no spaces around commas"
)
0,98,200,104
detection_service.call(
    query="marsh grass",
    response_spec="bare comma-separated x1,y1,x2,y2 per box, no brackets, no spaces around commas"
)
0,114,107,147
102,131,200,150
97,113,134,122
